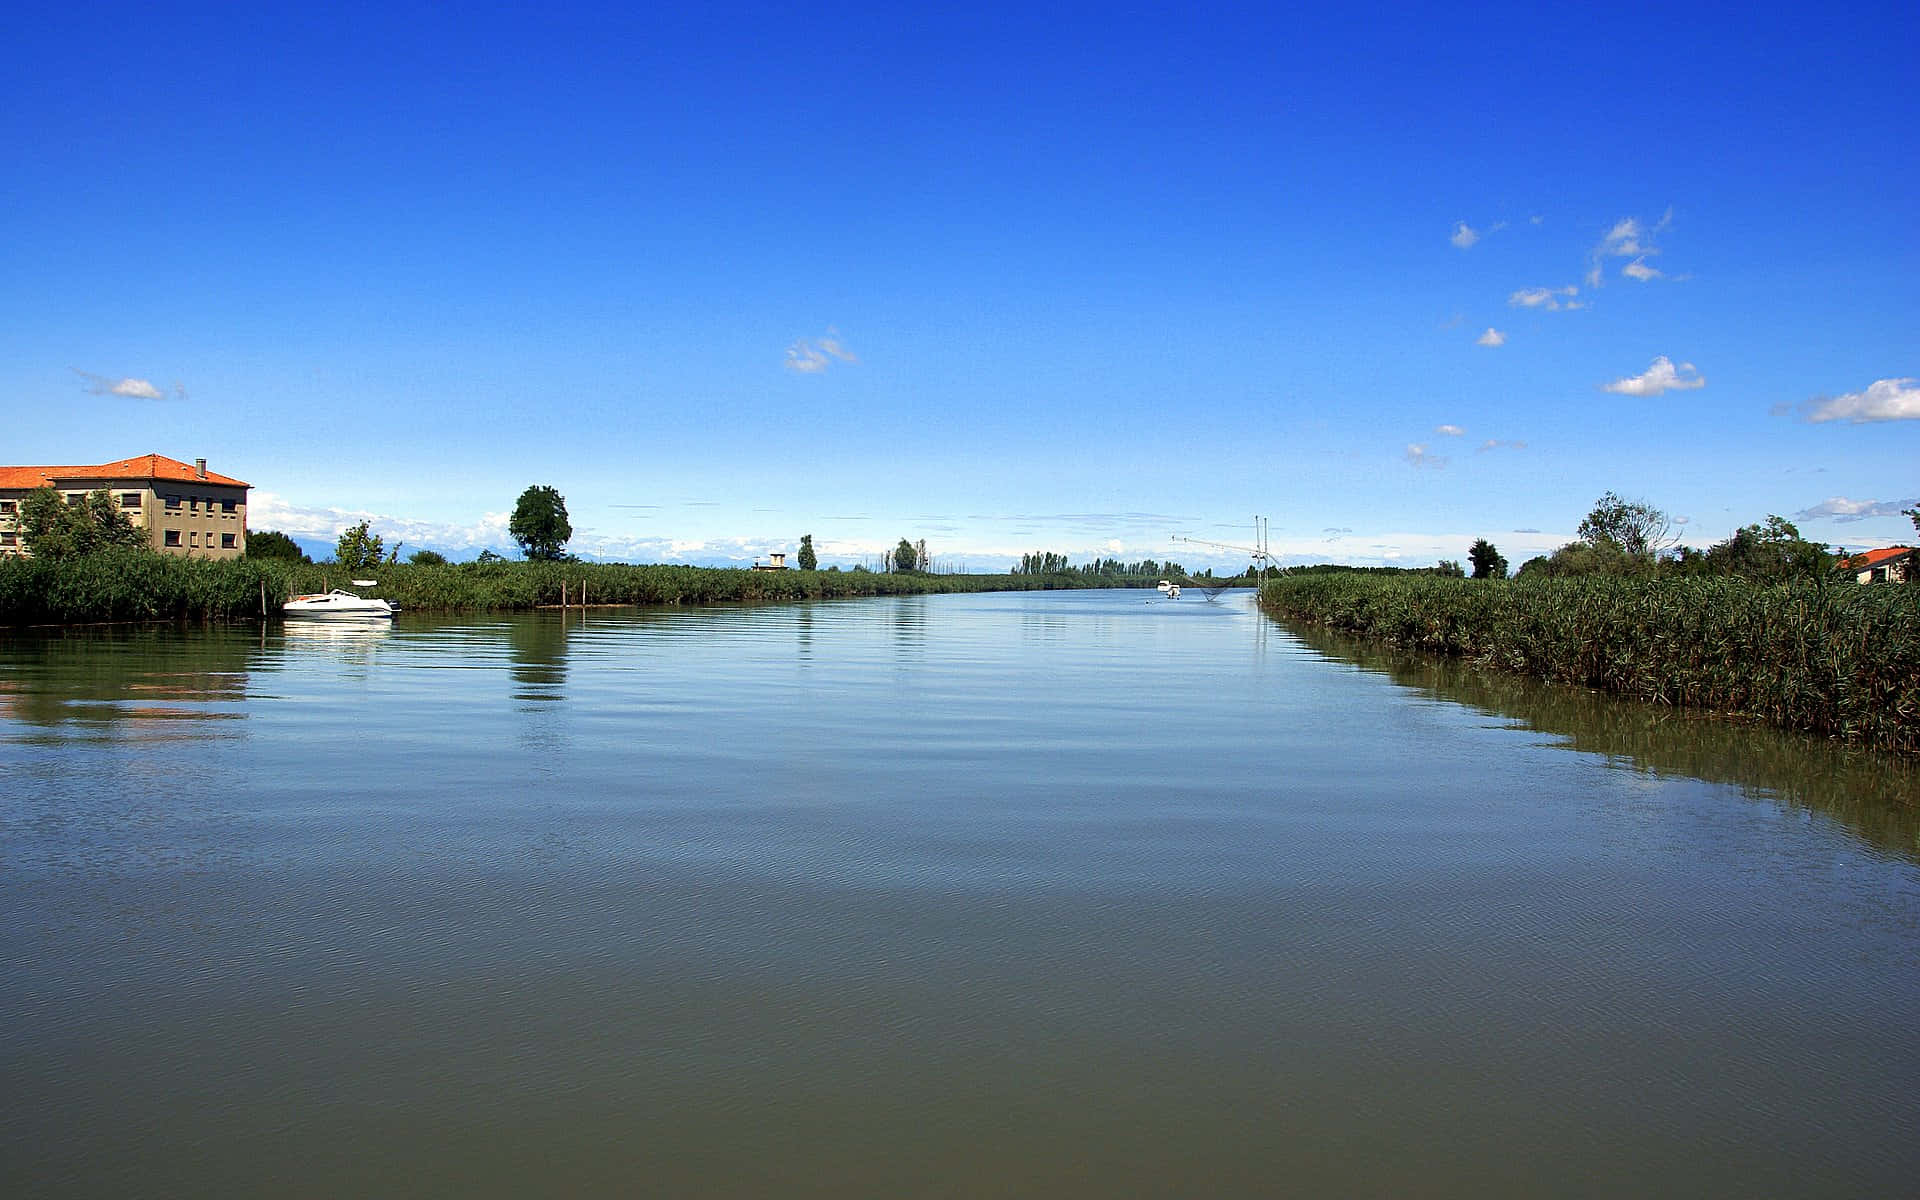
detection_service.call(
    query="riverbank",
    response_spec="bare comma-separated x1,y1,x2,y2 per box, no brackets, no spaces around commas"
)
1260,573,1920,754
0,552,1150,626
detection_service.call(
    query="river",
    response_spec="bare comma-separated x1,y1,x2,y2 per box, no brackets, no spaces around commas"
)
2,590,1916,1196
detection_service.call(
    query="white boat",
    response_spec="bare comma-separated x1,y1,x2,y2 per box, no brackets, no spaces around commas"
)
1157,579,1181,598
282,588,398,618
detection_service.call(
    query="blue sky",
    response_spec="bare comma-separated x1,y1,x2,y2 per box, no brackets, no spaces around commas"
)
6,1,1915,569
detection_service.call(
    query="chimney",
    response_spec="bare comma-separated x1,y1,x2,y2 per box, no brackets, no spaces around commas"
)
195,457,207,479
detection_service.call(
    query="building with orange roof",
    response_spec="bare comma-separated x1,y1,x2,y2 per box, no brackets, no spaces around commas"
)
1841,546,1915,585
0,453,250,559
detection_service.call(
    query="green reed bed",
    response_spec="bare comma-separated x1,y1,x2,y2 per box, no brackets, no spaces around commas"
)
1261,573,1920,753
0,553,1123,626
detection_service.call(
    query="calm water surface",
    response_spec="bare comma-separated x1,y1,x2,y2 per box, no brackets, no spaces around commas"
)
3,590,1917,1196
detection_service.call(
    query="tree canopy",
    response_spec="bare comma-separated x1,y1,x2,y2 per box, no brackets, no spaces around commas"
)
1697,515,1830,583
1468,539,1508,579
245,529,308,562
796,534,817,571
1578,491,1671,558
409,549,448,566
510,485,572,561
334,521,390,571
891,538,918,573
17,487,146,558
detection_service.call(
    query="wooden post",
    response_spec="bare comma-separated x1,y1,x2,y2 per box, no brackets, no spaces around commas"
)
561,581,568,609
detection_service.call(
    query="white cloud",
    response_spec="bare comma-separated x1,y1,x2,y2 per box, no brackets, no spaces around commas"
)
1795,496,1917,523
1475,327,1506,347
1508,285,1581,311
1600,217,1646,257
783,328,858,374
1476,439,1527,452
1404,443,1448,469
1805,377,1920,423
248,492,512,553
1588,209,1674,288
1435,424,1465,436
1604,355,1705,396
73,368,181,400
1450,221,1479,249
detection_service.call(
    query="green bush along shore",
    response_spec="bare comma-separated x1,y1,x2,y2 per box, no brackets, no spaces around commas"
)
0,553,1134,627
1261,572,1920,753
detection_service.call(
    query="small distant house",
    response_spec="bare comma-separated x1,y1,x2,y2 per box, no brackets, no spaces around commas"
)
752,552,788,572
1843,546,1915,584
0,453,250,559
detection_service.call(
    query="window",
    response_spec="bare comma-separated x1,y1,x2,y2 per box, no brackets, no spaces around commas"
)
221,500,237,514
64,492,84,507
120,492,141,508
164,530,181,547
221,533,237,549
0,532,15,547
164,495,183,511
189,531,199,547
0,500,15,514
190,497,200,513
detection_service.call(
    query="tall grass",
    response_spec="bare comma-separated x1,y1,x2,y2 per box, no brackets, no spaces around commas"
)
1261,573,1920,753
0,554,1137,627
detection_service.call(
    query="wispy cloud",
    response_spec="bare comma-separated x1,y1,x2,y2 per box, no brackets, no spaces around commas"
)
73,368,184,400
1475,327,1506,347
1586,208,1674,287
248,492,512,553
783,327,858,374
1795,496,1918,523
1508,285,1581,312
1450,221,1480,249
1476,439,1527,452
1435,424,1465,437
1404,443,1448,469
1804,378,1920,423
1604,355,1705,396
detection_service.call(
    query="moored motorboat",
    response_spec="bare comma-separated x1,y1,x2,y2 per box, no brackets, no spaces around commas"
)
282,588,398,618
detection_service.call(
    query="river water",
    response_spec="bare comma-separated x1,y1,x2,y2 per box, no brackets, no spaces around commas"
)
3,590,1916,1196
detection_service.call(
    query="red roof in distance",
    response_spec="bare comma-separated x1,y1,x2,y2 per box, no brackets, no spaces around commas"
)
1843,546,1914,569
0,453,248,490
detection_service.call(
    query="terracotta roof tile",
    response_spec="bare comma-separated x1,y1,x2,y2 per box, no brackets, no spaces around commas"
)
0,453,248,489
1844,546,1914,569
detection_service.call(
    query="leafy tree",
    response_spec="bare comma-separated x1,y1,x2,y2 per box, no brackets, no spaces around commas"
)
510,485,573,561
1703,515,1830,583
334,521,387,571
796,533,817,571
1016,551,1070,575
18,487,146,558
892,538,918,573
1578,491,1671,558
1526,540,1647,578
1435,559,1466,577
245,529,308,562
1468,538,1508,579
409,549,448,566
475,549,505,564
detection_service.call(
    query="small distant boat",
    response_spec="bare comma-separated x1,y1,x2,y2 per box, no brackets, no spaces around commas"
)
283,588,398,618
1157,579,1181,598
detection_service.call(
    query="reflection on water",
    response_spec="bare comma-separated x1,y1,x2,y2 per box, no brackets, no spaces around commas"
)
2,595,1917,1197
506,608,571,701
1282,620,1920,861
0,625,254,739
